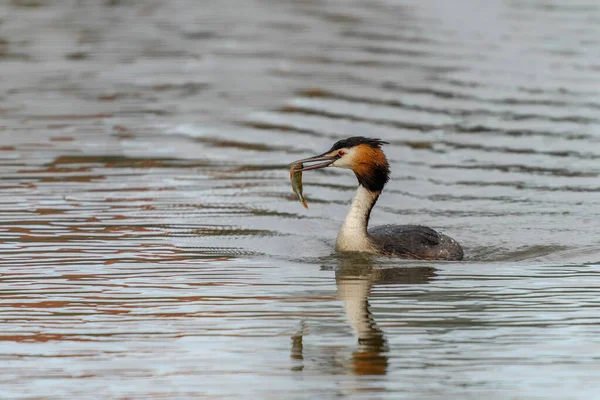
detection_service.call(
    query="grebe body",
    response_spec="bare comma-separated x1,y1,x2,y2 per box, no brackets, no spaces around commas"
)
292,137,463,261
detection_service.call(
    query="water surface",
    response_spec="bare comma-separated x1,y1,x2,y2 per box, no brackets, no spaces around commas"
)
1,0,600,398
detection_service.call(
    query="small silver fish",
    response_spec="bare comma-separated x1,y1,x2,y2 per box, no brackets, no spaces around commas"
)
289,162,308,209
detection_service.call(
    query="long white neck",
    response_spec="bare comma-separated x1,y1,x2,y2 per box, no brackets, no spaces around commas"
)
336,185,380,253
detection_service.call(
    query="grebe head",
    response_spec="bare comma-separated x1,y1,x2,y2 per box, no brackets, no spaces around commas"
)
293,137,390,192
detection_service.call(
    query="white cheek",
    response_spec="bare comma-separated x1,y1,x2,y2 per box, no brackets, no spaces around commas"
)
332,157,352,169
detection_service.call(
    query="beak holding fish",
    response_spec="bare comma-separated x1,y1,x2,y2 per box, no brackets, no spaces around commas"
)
288,152,340,209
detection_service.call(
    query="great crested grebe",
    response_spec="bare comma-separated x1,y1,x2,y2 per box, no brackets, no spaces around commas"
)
291,137,464,260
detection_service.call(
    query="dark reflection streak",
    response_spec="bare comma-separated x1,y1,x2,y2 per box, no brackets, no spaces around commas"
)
442,142,598,160
279,106,438,131
240,121,325,138
297,89,464,116
358,45,432,58
246,117,598,161
193,137,303,153
279,105,598,140
341,30,441,45
431,163,597,178
296,89,600,124
46,155,296,171
273,57,458,73
382,82,600,110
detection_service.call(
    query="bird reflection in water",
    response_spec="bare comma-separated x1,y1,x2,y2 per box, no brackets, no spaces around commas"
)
291,254,436,376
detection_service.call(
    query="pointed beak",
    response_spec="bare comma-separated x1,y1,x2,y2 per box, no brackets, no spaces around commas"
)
289,154,338,171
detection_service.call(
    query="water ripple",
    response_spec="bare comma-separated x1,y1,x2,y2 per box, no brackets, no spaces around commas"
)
2,0,600,399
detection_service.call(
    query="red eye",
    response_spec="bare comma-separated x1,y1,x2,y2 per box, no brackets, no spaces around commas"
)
338,150,345,156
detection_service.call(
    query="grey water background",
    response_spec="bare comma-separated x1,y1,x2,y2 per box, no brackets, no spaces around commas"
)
2,0,600,398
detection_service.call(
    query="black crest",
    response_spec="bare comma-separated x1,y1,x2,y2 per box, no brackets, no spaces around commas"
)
328,136,389,152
